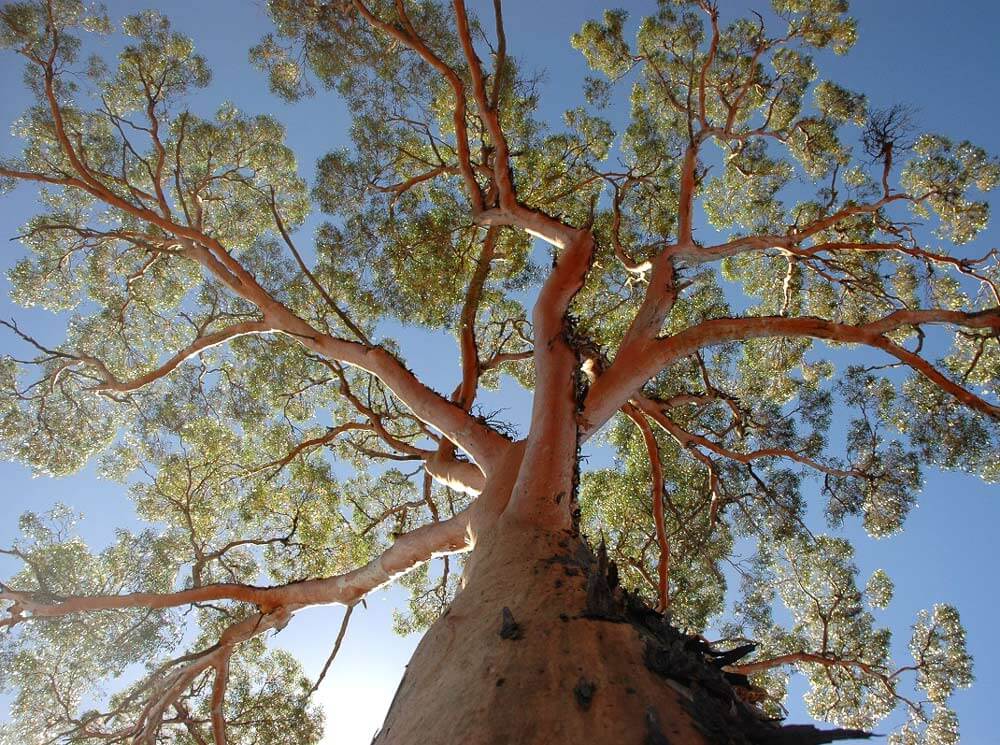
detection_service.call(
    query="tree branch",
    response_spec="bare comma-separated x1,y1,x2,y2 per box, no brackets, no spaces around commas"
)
623,404,670,612
582,308,1000,440
87,321,274,394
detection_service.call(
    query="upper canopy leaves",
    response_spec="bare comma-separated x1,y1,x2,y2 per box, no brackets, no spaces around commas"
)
0,1,996,743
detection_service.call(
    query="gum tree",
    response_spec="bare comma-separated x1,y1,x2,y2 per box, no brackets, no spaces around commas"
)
0,1,995,743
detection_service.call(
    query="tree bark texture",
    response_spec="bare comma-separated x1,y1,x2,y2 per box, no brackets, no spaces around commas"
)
373,449,868,745
374,519,712,745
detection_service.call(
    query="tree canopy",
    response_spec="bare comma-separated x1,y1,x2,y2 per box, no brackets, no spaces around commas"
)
0,1,996,743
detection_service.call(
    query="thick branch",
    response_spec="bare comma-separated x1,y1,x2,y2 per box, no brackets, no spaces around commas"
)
582,309,1000,440
506,229,594,525
0,476,516,628
454,227,499,411
351,0,484,212
0,32,510,472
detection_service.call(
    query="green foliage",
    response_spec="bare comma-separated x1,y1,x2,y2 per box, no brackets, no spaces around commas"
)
0,507,182,741
579,423,733,630
903,135,999,244
392,556,463,635
732,536,971,737
0,0,994,742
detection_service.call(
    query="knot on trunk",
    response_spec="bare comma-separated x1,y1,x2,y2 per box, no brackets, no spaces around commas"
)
583,538,624,620
573,677,596,711
498,606,523,640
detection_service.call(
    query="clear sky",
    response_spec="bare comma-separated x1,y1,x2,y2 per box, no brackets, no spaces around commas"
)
1,1,999,743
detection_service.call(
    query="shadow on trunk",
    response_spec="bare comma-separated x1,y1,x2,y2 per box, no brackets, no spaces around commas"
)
373,520,872,745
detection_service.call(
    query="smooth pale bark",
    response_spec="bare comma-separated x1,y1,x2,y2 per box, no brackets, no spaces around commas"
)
373,518,710,745
581,309,1000,440
424,449,488,495
505,231,594,527
0,456,519,623
371,456,871,745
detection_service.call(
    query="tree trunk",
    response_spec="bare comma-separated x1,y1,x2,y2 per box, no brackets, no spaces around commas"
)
373,452,869,745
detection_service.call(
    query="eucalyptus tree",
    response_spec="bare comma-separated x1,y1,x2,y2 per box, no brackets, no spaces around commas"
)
0,0,996,743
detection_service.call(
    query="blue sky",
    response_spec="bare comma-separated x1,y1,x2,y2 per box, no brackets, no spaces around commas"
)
1,1,999,742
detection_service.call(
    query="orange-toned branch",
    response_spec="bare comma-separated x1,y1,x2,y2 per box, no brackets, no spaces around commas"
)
210,655,230,745
623,404,670,612
4,14,509,472
269,188,371,344
633,396,858,480
505,228,594,525
582,308,1000,440
0,477,513,629
350,0,484,213
87,321,274,394
682,233,1000,303
454,228,499,411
